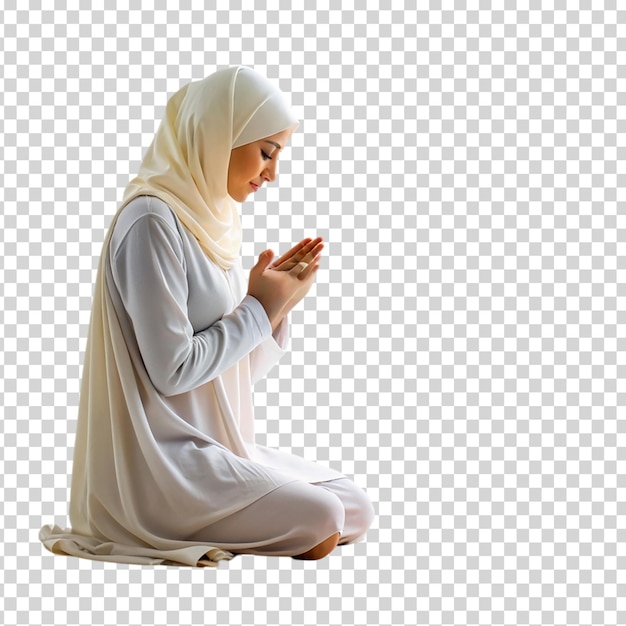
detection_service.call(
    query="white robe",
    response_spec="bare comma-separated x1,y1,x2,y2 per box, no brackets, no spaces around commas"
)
40,195,343,566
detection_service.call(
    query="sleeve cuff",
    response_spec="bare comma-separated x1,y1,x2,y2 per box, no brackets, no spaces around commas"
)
271,314,289,350
240,294,273,339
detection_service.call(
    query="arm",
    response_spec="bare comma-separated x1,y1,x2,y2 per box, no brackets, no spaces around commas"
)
111,213,273,397
249,313,291,385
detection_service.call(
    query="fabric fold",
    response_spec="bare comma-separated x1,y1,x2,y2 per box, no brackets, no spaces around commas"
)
39,525,233,567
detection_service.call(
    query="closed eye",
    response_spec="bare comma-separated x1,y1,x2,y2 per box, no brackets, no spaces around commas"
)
261,150,272,161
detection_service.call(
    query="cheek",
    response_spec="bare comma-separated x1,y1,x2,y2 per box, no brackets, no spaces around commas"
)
251,150,265,170
239,153,257,180
230,146,264,185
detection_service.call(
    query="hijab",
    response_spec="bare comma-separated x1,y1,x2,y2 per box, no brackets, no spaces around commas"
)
120,65,298,269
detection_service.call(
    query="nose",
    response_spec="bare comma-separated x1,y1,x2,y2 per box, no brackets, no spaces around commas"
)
263,159,278,182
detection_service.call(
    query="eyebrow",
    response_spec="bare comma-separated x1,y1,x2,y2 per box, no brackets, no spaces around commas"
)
264,140,282,150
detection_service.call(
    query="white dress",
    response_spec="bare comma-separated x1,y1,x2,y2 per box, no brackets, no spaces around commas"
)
107,195,345,484
40,195,373,564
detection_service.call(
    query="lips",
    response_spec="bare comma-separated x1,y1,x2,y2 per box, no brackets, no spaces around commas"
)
250,183,259,192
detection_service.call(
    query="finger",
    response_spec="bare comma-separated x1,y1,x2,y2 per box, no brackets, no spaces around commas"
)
293,238,322,259
254,250,273,272
301,242,324,262
271,238,323,270
304,237,323,254
296,255,321,280
300,263,320,281
290,260,308,276
268,241,308,268
271,238,314,268
287,241,323,269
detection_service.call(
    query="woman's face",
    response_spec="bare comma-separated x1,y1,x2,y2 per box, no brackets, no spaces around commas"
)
227,127,294,202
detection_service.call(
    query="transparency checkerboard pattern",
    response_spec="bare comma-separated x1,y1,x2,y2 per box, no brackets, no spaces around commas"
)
1,2,624,625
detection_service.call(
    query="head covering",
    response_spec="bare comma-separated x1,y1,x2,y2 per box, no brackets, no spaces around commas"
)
120,65,298,270
39,67,300,567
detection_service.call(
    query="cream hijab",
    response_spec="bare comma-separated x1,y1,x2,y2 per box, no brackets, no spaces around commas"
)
121,65,298,269
39,67,299,567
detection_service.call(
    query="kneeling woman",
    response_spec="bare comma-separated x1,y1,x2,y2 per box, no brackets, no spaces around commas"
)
40,66,374,566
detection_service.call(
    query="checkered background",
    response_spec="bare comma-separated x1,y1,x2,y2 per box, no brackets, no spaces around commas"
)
1,2,624,625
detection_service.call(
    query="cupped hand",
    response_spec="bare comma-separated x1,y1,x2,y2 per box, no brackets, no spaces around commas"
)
247,249,321,330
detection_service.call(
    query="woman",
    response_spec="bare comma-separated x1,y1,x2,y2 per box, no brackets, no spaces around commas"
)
40,66,374,566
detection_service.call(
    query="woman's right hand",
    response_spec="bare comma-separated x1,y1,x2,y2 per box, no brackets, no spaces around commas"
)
247,250,321,328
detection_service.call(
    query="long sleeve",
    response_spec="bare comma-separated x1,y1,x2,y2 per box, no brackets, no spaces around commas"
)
110,212,273,397
249,314,291,385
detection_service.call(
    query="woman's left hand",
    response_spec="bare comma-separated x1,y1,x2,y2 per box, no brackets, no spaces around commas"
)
267,237,324,272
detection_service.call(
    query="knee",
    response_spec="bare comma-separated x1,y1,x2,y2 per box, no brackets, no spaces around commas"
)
360,492,376,532
338,482,376,544
312,485,345,530
290,487,345,558
347,498,375,543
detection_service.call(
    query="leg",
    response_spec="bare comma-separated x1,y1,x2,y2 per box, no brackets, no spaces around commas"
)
314,478,375,545
188,480,345,558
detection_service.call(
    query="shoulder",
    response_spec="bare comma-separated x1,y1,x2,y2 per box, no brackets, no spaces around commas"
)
113,195,179,237
110,195,182,258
